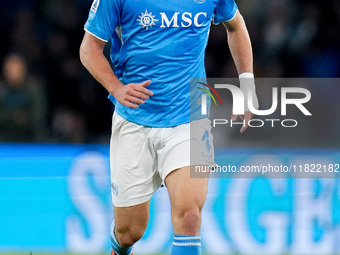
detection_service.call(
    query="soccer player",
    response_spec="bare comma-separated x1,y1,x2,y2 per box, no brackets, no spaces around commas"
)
80,0,258,254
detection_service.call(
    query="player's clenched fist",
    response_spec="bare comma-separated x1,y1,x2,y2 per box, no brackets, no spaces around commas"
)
112,80,153,108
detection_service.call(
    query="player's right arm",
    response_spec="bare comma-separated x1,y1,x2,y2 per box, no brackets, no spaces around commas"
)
80,32,153,109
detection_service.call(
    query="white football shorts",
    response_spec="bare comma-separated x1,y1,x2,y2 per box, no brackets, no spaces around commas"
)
110,112,215,207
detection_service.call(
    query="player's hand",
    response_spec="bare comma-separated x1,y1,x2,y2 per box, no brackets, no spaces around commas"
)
233,73,259,134
113,80,153,108
232,110,254,134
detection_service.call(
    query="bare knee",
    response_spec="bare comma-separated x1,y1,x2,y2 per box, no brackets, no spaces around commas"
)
115,224,146,247
173,205,202,235
113,201,150,247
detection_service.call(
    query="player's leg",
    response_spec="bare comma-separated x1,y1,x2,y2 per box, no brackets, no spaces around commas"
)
110,201,149,254
159,118,213,255
110,112,162,254
165,166,208,255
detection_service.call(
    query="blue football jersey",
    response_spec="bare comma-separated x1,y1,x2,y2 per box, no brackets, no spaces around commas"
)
84,0,238,127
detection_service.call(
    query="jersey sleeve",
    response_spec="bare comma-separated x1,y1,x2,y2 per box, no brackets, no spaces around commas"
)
213,0,238,24
84,0,122,42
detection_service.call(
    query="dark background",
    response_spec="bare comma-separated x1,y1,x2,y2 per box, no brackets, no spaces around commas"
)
0,0,339,145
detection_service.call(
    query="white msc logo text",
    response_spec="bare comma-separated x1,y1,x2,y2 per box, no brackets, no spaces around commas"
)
137,10,207,30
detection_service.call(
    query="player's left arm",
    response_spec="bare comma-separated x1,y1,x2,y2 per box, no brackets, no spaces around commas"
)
222,11,259,133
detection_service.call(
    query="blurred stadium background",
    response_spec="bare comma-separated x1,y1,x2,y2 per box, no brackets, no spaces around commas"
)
0,0,340,254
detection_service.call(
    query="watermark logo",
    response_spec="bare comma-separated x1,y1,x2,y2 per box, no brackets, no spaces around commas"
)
198,82,312,128
198,82,222,115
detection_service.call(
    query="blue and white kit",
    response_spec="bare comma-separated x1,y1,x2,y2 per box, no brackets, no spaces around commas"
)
85,0,238,207
85,0,238,127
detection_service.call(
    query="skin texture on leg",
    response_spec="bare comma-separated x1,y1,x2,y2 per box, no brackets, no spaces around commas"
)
114,200,150,247
165,166,208,235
